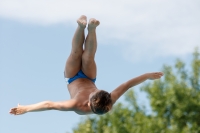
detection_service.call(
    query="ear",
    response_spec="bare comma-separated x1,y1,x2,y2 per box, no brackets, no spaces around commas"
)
107,105,112,111
88,102,90,107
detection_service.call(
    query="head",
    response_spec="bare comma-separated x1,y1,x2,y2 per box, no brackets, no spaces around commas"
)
88,90,112,115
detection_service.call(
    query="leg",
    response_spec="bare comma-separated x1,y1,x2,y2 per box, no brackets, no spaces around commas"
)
81,18,100,79
64,15,87,78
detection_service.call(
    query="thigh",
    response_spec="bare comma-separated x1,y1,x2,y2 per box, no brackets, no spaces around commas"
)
81,54,97,79
64,53,82,78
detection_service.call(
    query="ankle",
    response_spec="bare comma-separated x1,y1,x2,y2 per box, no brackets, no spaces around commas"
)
78,25,86,30
87,27,96,32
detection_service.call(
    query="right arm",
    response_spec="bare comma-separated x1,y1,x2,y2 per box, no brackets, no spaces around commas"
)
9,99,77,115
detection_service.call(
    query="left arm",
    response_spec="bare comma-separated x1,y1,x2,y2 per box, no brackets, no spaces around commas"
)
110,72,163,105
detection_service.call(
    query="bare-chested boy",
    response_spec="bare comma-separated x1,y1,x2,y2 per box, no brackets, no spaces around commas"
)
10,15,163,115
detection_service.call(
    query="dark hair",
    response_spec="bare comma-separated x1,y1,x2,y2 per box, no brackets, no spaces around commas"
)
90,90,112,115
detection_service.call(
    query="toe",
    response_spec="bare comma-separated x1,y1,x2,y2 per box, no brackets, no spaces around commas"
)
80,15,87,18
96,20,100,25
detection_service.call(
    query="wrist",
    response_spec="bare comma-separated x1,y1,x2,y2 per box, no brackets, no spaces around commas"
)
145,73,151,79
24,106,29,112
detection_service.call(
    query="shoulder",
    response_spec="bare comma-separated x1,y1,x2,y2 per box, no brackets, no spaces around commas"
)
74,101,93,115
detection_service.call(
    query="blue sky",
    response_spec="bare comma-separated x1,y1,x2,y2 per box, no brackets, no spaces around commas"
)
0,0,200,133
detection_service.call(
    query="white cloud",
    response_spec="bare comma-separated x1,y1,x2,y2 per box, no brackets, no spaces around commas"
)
0,0,200,62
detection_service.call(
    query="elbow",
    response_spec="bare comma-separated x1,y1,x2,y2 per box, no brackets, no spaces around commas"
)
123,82,131,89
45,101,54,110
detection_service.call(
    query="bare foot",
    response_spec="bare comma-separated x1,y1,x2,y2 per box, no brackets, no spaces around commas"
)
88,18,100,31
148,72,164,80
9,104,27,115
77,15,87,28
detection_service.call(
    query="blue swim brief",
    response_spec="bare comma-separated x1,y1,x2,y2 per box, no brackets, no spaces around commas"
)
64,70,96,84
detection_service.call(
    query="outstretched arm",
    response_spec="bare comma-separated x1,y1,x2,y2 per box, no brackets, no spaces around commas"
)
110,72,163,105
9,100,77,115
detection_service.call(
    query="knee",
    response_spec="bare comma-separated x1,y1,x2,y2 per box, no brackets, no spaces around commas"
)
70,49,83,59
82,53,94,63
70,50,84,58
70,52,82,60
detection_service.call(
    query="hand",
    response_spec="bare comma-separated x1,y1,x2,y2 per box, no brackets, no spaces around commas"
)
9,104,27,115
147,72,164,80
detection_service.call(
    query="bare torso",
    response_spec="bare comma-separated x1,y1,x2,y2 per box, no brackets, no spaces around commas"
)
67,78,98,115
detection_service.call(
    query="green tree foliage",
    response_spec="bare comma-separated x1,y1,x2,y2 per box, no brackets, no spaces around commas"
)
73,48,200,133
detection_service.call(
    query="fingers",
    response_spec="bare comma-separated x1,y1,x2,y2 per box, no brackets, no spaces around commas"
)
10,106,25,115
155,72,163,75
154,72,164,78
10,103,22,115
10,107,21,115
9,108,17,115
154,72,163,76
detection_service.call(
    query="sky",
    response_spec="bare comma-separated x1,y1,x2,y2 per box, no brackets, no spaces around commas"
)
0,0,200,133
